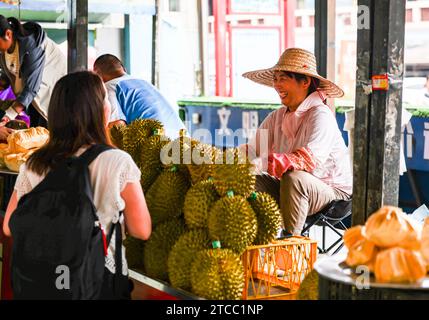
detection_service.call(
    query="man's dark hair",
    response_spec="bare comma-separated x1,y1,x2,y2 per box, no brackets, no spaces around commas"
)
93,54,127,75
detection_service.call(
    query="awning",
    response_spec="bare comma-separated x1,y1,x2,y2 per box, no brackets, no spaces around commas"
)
0,0,155,15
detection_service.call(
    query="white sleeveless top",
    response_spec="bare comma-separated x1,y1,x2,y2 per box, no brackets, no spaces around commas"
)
13,148,141,276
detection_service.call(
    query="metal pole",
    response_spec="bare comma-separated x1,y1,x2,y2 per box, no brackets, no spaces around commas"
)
314,0,328,77
352,0,406,224
197,0,206,96
151,0,159,87
67,0,88,73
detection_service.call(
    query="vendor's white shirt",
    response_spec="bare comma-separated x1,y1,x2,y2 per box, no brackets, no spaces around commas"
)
250,92,353,194
14,148,141,276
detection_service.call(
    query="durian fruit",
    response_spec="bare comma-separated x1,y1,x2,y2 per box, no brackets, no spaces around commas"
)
143,218,186,281
297,270,319,300
145,167,191,227
123,236,145,270
109,123,127,150
140,134,171,191
365,206,421,250
184,180,220,229
186,144,222,185
211,147,256,197
123,119,164,166
374,247,427,283
208,194,257,254
5,120,28,130
167,229,211,291
190,249,244,300
247,192,282,245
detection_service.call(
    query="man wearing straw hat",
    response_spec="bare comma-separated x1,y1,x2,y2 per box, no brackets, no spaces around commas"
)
243,48,352,237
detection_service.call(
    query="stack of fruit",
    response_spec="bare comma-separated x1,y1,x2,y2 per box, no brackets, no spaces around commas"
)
344,206,429,283
110,119,283,299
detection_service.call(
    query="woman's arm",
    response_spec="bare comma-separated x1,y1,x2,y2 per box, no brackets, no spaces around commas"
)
120,181,151,240
2,190,18,237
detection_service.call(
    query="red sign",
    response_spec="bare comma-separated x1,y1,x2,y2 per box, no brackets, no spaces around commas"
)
372,74,389,91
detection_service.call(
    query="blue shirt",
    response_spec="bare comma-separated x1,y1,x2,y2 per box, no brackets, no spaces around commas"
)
106,75,185,139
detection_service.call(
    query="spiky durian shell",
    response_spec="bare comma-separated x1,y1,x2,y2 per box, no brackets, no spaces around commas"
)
123,236,145,270
248,192,282,245
142,218,186,281
211,148,256,197
208,195,257,254
167,229,211,290
186,143,221,185
145,169,191,227
184,180,220,229
190,249,244,300
297,270,319,300
161,135,199,178
109,123,127,150
123,119,164,167
140,134,171,192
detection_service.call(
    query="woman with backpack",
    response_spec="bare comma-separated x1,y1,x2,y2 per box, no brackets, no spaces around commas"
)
2,71,152,300
0,15,67,128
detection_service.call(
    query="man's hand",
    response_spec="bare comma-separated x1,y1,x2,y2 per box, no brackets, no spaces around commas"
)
0,126,13,141
11,101,25,114
1,116,10,123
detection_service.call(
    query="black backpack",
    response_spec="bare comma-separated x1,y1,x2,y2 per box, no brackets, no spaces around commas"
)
9,144,130,300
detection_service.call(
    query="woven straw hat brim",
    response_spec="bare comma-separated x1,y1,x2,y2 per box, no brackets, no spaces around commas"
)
242,66,344,98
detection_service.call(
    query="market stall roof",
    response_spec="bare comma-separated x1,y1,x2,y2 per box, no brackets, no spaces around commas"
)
0,0,155,15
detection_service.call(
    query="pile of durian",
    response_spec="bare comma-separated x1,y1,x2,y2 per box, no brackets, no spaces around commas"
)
344,206,429,284
110,119,282,300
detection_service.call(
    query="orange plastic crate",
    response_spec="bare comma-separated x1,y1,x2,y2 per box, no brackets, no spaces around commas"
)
242,236,318,300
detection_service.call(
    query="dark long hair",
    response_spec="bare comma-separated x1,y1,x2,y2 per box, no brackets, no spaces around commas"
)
27,71,112,175
0,15,27,38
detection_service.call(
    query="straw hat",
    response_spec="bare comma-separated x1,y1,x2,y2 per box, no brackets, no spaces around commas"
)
242,48,344,98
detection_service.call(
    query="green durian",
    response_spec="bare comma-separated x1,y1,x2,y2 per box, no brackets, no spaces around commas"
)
167,229,211,290
145,168,191,227
248,192,282,245
297,270,319,300
142,218,186,282
123,119,164,166
208,194,257,254
211,147,256,197
161,134,199,178
184,180,220,229
190,249,244,300
140,134,171,192
123,236,145,270
109,123,127,150
186,143,221,185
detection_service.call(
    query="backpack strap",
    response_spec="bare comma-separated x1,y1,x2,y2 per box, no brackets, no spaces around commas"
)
78,144,114,167
106,213,124,279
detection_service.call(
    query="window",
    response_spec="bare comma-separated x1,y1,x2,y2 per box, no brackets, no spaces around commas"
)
169,0,180,12
421,8,429,21
296,16,303,28
406,9,413,22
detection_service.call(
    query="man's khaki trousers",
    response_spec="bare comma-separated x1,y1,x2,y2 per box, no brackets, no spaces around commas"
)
255,171,351,235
